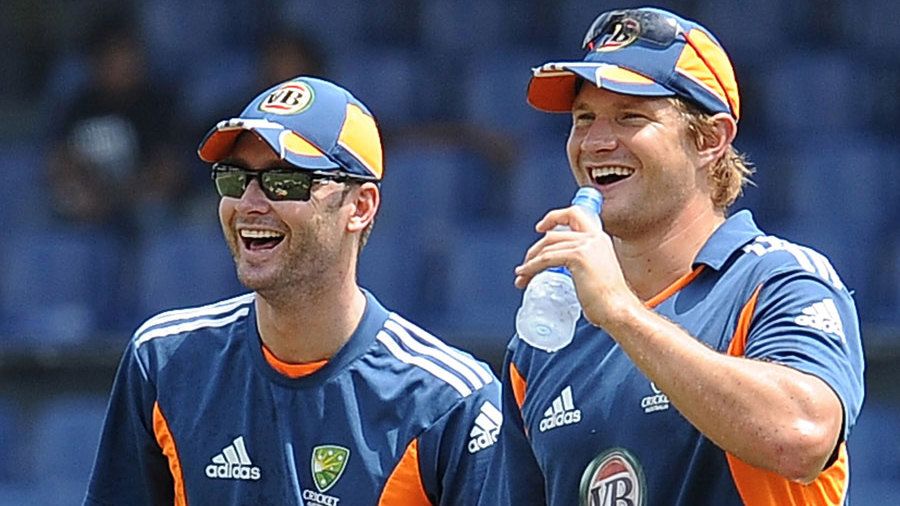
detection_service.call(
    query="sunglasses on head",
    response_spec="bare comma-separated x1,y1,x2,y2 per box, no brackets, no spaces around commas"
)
582,9,680,51
211,163,352,201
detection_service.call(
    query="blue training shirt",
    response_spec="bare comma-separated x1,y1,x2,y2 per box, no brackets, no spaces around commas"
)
479,210,865,506
85,290,500,505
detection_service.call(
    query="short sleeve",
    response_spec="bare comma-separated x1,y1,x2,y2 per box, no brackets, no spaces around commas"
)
476,349,547,505
745,269,865,437
83,341,174,505
417,373,502,506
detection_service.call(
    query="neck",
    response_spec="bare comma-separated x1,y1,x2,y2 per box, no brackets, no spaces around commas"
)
614,202,724,301
254,270,366,363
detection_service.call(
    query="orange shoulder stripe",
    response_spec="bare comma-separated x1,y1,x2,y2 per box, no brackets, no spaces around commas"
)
509,362,527,412
378,437,432,505
153,402,188,506
726,283,763,357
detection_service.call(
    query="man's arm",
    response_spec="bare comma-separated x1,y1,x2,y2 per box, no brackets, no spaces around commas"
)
416,370,502,506
83,342,174,505
514,207,857,483
476,350,546,505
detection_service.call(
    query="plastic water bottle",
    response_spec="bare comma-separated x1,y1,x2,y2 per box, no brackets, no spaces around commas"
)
515,187,603,352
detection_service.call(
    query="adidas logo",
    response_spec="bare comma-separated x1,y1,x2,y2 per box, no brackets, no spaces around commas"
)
795,298,845,343
468,401,502,454
539,386,581,432
205,436,261,481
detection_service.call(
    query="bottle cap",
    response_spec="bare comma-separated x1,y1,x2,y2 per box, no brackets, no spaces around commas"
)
572,186,603,214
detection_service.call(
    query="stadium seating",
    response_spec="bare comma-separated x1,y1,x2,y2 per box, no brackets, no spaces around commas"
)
331,47,425,127
358,227,431,324
437,225,533,342
0,143,48,233
461,48,568,139
28,395,108,506
848,399,900,503
134,224,244,321
762,50,863,137
773,136,896,317
0,228,126,345
509,138,579,226
1,0,899,500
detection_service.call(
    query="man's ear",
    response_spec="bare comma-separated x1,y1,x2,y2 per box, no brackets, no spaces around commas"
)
697,113,737,167
347,182,379,234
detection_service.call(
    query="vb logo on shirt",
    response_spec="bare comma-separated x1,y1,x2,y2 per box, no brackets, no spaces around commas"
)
580,448,646,506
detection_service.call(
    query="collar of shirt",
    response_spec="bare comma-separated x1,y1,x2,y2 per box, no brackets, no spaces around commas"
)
693,209,764,271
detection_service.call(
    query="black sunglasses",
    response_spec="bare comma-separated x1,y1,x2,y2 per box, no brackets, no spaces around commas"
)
211,163,352,201
582,9,680,51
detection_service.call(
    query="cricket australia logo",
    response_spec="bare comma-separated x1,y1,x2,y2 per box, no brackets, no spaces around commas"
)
312,445,350,493
640,382,670,414
579,448,647,506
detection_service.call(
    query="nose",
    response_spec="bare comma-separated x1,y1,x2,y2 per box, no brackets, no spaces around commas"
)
234,178,271,213
580,118,618,152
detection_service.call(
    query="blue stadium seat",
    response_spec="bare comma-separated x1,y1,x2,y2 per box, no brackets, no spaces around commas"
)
378,140,502,234
139,0,261,83
330,47,424,128
437,225,533,343
462,49,570,139
0,399,20,484
510,138,578,227
694,0,786,63
772,136,896,315
358,227,431,324
418,0,536,54
762,50,864,137
135,224,244,321
273,0,367,57
848,400,900,503
0,143,49,232
177,49,256,126
0,228,126,344
838,0,900,52
28,395,108,506
730,136,788,231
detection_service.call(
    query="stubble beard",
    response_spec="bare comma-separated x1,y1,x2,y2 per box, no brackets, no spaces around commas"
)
228,215,339,307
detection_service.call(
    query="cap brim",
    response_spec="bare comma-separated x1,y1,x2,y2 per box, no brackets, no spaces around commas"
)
527,62,675,112
197,121,340,171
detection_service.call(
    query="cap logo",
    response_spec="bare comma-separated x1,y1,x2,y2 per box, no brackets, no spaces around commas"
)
594,17,641,52
259,81,315,115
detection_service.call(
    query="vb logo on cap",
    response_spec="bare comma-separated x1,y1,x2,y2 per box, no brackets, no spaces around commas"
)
259,81,315,115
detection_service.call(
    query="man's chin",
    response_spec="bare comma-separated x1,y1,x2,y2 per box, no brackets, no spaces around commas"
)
236,266,281,293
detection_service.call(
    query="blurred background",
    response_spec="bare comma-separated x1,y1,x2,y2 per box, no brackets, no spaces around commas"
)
0,0,897,504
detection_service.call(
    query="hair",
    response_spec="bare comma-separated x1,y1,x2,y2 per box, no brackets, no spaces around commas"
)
670,98,754,211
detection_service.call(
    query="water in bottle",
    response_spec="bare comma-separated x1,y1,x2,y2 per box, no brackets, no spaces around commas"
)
515,187,603,352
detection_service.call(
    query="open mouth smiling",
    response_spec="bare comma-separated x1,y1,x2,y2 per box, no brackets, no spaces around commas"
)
591,166,635,186
239,229,286,251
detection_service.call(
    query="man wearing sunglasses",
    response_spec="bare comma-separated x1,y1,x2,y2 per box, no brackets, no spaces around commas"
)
480,7,864,505
85,76,500,505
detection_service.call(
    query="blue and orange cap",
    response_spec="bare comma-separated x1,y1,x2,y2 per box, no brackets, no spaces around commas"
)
198,76,384,181
527,7,740,120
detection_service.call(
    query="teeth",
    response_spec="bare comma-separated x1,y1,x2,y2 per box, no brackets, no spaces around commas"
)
591,166,635,179
239,229,284,239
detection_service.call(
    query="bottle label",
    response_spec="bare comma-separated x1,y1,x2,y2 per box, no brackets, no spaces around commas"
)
548,266,572,276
